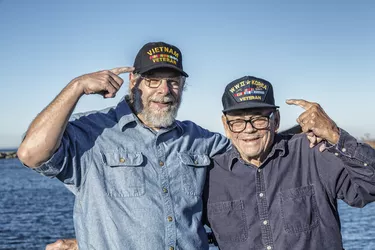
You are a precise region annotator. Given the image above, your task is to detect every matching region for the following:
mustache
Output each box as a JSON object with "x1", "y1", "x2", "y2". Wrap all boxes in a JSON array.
[{"x1": 149, "y1": 95, "x2": 176, "y2": 104}]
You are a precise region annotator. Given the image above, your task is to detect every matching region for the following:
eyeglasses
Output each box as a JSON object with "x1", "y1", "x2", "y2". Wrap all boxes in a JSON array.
[
  {"x1": 140, "y1": 75, "x2": 182, "y2": 89},
  {"x1": 226, "y1": 113, "x2": 274, "y2": 133}
]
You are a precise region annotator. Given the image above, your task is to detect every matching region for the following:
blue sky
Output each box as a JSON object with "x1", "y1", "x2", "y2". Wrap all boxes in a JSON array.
[{"x1": 0, "y1": 1, "x2": 374, "y2": 148}]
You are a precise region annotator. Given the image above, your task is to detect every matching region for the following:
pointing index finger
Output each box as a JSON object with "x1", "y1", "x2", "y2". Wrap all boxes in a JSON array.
[
  {"x1": 110, "y1": 66, "x2": 135, "y2": 75},
  {"x1": 286, "y1": 99, "x2": 313, "y2": 110}
]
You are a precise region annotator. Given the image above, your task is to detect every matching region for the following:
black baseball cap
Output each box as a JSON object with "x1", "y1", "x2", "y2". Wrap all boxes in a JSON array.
[
  {"x1": 133, "y1": 42, "x2": 188, "y2": 77},
  {"x1": 222, "y1": 76, "x2": 279, "y2": 113}
]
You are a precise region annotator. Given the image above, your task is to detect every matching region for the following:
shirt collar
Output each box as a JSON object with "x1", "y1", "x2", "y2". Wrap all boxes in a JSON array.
[
  {"x1": 174, "y1": 120, "x2": 185, "y2": 135},
  {"x1": 227, "y1": 133, "x2": 287, "y2": 171},
  {"x1": 268, "y1": 134, "x2": 287, "y2": 157},
  {"x1": 116, "y1": 96, "x2": 137, "y2": 129},
  {"x1": 227, "y1": 147, "x2": 241, "y2": 171}
]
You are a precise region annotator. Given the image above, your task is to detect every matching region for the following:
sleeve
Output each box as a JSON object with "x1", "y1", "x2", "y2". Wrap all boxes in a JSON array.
[
  {"x1": 33, "y1": 115, "x2": 95, "y2": 193},
  {"x1": 180, "y1": 120, "x2": 231, "y2": 157},
  {"x1": 203, "y1": 129, "x2": 231, "y2": 158},
  {"x1": 202, "y1": 164, "x2": 211, "y2": 227},
  {"x1": 319, "y1": 128, "x2": 375, "y2": 208}
]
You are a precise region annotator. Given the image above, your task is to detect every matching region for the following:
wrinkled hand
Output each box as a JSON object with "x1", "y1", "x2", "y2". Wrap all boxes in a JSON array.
[
  {"x1": 286, "y1": 99, "x2": 340, "y2": 152},
  {"x1": 72, "y1": 66, "x2": 134, "y2": 98},
  {"x1": 45, "y1": 238, "x2": 78, "y2": 250}
]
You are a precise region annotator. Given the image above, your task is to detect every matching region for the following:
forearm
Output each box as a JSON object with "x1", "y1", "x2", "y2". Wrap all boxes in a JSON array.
[
  {"x1": 325, "y1": 129, "x2": 375, "y2": 207},
  {"x1": 18, "y1": 66, "x2": 133, "y2": 168},
  {"x1": 18, "y1": 80, "x2": 83, "y2": 168}
]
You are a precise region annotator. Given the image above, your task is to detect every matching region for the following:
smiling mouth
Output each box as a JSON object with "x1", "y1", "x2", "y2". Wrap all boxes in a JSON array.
[
  {"x1": 152, "y1": 101, "x2": 173, "y2": 108},
  {"x1": 242, "y1": 137, "x2": 260, "y2": 142}
]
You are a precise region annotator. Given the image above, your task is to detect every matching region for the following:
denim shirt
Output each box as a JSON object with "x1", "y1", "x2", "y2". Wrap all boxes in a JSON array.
[
  {"x1": 205, "y1": 131, "x2": 375, "y2": 250},
  {"x1": 33, "y1": 98, "x2": 230, "y2": 250}
]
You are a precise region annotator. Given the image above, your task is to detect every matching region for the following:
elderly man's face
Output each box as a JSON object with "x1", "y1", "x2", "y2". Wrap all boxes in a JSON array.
[
  {"x1": 130, "y1": 68, "x2": 184, "y2": 129},
  {"x1": 222, "y1": 108, "x2": 280, "y2": 165}
]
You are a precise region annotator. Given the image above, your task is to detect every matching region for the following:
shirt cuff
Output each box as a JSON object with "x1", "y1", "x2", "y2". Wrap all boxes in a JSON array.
[
  {"x1": 32, "y1": 145, "x2": 65, "y2": 177},
  {"x1": 327, "y1": 128, "x2": 356, "y2": 158}
]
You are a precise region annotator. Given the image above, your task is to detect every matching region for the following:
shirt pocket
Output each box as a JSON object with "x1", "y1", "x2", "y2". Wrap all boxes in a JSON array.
[
  {"x1": 178, "y1": 152, "x2": 210, "y2": 196},
  {"x1": 279, "y1": 185, "x2": 320, "y2": 233},
  {"x1": 101, "y1": 150, "x2": 145, "y2": 197},
  {"x1": 207, "y1": 200, "x2": 248, "y2": 242}
]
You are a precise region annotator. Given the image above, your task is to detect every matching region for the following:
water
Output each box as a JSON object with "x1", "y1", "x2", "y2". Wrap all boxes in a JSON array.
[
  {"x1": 1, "y1": 159, "x2": 375, "y2": 250},
  {"x1": 0, "y1": 149, "x2": 17, "y2": 152},
  {"x1": 0, "y1": 159, "x2": 75, "y2": 250}
]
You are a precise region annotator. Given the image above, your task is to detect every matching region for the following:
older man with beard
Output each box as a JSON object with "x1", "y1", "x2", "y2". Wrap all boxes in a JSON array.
[{"x1": 18, "y1": 42, "x2": 230, "y2": 250}]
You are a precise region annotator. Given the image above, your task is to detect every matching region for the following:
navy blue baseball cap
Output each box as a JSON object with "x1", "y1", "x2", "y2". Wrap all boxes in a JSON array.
[
  {"x1": 133, "y1": 41, "x2": 188, "y2": 77},
  {"x1": 222, "y1": 76, "x2": 279, "y2": 113}
]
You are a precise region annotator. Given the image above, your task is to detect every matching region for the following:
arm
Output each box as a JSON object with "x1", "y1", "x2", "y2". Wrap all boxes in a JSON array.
[
  {"x1": 325, "y1": 129, "x2": 375, "y2": 207},
  {"x1": 18, "y1": 67, "x2": 133, "y2": 168},
  {"x1": 287, "y1": 99, "x2": 375, "y2": 206}
]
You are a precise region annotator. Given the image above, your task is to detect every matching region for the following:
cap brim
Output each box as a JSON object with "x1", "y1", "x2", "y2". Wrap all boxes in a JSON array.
[
  {"x1": 137, "y1": 64, "x2": 188, "y2": 77},
  {"x1": 223, "y1": 102, "x2": 279, "y2": 113}
]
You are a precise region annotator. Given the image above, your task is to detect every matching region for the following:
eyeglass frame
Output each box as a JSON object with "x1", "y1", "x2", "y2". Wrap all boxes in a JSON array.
[
  {"x1": 225, "y1": 111, "x2": 276, "y2": 133},
  {"x1": 139, "y1": 75, "x2": 184, "y2": 89}
]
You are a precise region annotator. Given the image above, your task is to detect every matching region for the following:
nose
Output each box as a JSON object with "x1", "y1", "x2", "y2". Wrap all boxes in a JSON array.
[
  {"x1": 157, "y1": 79, "x2": 171, "y2": 94},
  {"x1": 243, "y1": 120, "x2": 256, "y2": 133}
]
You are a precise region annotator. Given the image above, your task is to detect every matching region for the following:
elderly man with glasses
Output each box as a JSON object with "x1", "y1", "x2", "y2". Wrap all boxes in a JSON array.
[
  {"x1": 18, "y1": 42, "x2": 230, "y2": 250},
  {"x1": 204, "y1": 76, "x2": 375, "y2": 250}
]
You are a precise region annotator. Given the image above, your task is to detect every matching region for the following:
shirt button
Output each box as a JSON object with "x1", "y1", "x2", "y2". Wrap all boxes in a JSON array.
[
  {"x1": 263, "y1": 220, "x2": 268, "y2": 225},
  {"x1": 167, "y1": 216, "x2": 173, "y2": 222},
  {"x1": 194, "y1": 160, "x2": 198, "y2": 165},
  {"x1": 266, "y1": 246, "x2": 272, "y2": 250},
  {"x1": 119, "y1": 158, "x2": 125, "y2": 163},
  {"x1": 334, "y1": 152, "x2": 339, "y2": 156},
  {"x1": 342, "y1": 148, "x2": 347, "y2": 152},
  {"x1": 259, "y1": 193, "x2": 264, "y2": 198},
  {"x1": 169, "y1": 247, "x2": 174, "y2": 250},
  {"x1": 159, "y1": 161, "x2": 164, "y2": 166},
  {"x1": 364, "y1": 163, "x2": 368, "y2": 166},
  {"x1": 257, "y1": 168, "x2": 262, "y2": 172},
  {"x1": 163, "y1": 188, "x2": 168, "y2": 193}
]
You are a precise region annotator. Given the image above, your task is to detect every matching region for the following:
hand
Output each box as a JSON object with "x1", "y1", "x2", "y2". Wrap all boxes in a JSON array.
[
  {"x1": 72, "y1": 66, "x2": 134, "y2": 98},
  {"x1": 45, "y1": 238, "x2": 78, "y2": 250},
  {"x1": 286, "y1": 99, "x2": 340, "y2": 151}
]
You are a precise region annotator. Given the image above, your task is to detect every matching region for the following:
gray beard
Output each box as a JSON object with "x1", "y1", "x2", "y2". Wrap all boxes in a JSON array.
[{"x1": 132, "y1": 91, "x2": 181, "y2": 128}]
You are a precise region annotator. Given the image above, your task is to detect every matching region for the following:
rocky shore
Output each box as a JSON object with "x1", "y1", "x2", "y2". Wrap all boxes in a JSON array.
[{"x1": 0, "y1": 151, "x2": 17, "y2": 159}]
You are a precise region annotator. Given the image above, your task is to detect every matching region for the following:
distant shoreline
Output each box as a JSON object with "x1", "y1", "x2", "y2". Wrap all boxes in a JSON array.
[{"x1": 0, "y1": 150, "x2": 17, "y2": 159}]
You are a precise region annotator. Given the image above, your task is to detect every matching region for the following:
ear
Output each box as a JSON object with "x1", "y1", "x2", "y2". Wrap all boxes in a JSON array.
[
  {"x1": 221, "y1": 114, "x2": 231, "y2": 138},
  {"x1": 274, "y1": 110, "x2": 280, "y2": 132}
]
